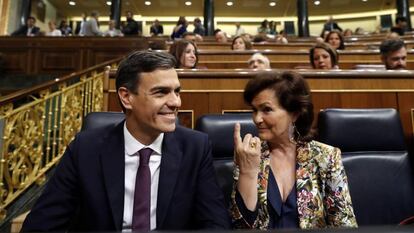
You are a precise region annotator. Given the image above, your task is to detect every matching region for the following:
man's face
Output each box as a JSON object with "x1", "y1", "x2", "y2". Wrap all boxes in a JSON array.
[
  {"x1": 215, "y1": 32, "x2": 227, "y2": 43},
  {"x1": 27, "y1": 18, "x2": 35, "y2": 27},
  {"x1": 120, "y1": 69, "x2": 181, "y2": 141},
  {"x1": 126, "y1": 12, "x2": 132, "y2": 19},
  {"x1": 383, "y1": 47, "x2": 407, "y2": 70},
  {"x1": 248, "y1": 55, "x2": 270, "y2": 70}
]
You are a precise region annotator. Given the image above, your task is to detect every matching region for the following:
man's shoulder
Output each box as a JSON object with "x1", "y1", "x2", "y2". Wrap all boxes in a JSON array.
[{"x1": 74, "y1": 123, "x2": 122, "y2": 148}]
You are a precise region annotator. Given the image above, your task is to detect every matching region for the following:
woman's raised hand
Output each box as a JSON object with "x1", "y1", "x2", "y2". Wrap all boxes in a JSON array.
[{"x1": 233, "y1": 123, "x2": 261, "y2": 177}]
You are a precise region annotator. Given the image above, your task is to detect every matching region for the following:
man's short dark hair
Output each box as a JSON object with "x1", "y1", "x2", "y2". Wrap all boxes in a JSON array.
[
  {"x1": 213, "y1": 29, "x2": 221, "y2": 35},
  {"x1": 27, "y1": 16, "x2": 36, "y2": 22},
  {"x1": 396, "y1": 16, "x2": 407, "y2": 24},
  {"x1": 182, "y1": 32, "x2": 196, "y2": 38},
  {"x1": 116, "y1": 50, "x2": 176, "y2": 111},
  {"x1": 380, "y1": 39, "x2": 406, "y2": 56},
  {"x1": 194, "y1": 18, "x2": 201, "y2": 24}
]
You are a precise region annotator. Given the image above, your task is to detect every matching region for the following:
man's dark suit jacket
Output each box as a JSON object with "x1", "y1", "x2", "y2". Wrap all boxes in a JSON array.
[
  {"x1": 22, "y1": 122, "x2": 230, "y2": 231},
  {"x1": 11, "y1": 26, "x2": 40, "y2": 36}
]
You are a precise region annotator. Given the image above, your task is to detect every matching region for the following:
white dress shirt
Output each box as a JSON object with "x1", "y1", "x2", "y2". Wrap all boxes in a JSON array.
[{"x1": 122, "y1": 123, "x2": 163, "y2": 231}]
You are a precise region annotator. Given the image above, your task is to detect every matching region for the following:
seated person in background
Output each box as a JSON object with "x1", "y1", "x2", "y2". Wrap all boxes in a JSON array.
[
  {"x1": 11, "y1": 16, "x2": 40, "y2": 36},
  {"x1": 148, "y1": 40, "x2": 167, "y2": 50},
  {"x1": 248, "y1": 53, "x2": 271, "y2": 70},
  {"x1": 150, "y1": 19, "x2": 164, "y2": 36},
  {"x1": 214, "y1": 29, "x2": 228, "y2": 43},
  {"x1": 323, "y1": 16, "x2": 343, "y2": 32},
  {"x1": 253, "y1": 34, "x2": 267, "y2": 43},
  {"x1": 380, "y1": 39, "x2": 407, "y2": 70},
  {"x1": 171, "y1": 16, "x2": 188, "y2": 39},
  {"x1": 354, "y1": 27, "x2": 365, "y2": 35},
  {"x1": 230, "y1": 71, "x2": 357, "y2": 229},
  {"x1": 46, "y1": 21, "x2": 62, "y2": 36},
  {"x1": 275, "y1": 30, "x2": 288, "y2": 44},
  {"x1": 182, "y1": 32, "x2": 197, "y2": 42},
  {"x1": 169, "y1": 40, "x2": 198, "y2": 69},
  {"x1": 21, "y1": 50, "x2": 230, "y2": 231},
  {"x1": 59, "y1": 20, "x2": 72, "y2": 36},
  {"x1": 193, "y1": 18, "x2": 205, "y2": 36},
  {"x1": 231, "y1": 35, "x2": 252, "y2": 51},
  {"x1": 324, "y1": 30, "x2": 345, "y2": 50},
  {"x1": 309, "y1": 42, "x2": 339, "y2": 70},
  {"x1": 391, "y1": 16, "x2": 408, "y2": 36},
  {"x1": 104, "y1": 20, "x2": 124, "y2": 37},
  {"x1": 343, "y1": 28, "x2": 352, "y2": 37}
]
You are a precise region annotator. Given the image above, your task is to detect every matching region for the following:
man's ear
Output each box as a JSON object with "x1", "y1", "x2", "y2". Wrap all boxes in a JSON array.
[
  {"x1": 381, "y1": 55, "x2": 386, "y2": 64},
  {"x1": 118, "y1": 87, "x2": 133, "y2": 110}
]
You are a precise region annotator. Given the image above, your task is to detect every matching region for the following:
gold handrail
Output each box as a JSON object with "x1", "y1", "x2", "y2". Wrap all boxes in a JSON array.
[{"x1": 0, "y1": 57, "x2": 122, "y2": 219}]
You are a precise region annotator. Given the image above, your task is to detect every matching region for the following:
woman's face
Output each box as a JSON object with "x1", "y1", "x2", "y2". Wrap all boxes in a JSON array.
[
  {"x1": 313, "y1": 48, "x2": 332, "y2": 69},
  {"x1": 328, "y1": 33, "x2": 341, "y2": 49},
  {"x1": 233, "y1": 37, "x2": 246, "y2": 50},
  {"x1": 180, "y1": 43, "x2": 196, "y2": 68},
  {"x1": 251, "y1": 89, "x2": 296, "y2": 143}
]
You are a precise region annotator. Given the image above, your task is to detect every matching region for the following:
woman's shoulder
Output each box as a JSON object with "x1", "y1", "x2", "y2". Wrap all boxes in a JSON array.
[
  {"x1": 309, "y1": 140, "x2": 335, "y2": 149},
  {"x1": 305, "y1": 140, "x2": 340, "y2": 157}
]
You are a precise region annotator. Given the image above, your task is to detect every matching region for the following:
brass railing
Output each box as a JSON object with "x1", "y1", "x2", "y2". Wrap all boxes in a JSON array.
[{"x1": 0, "y1": 57, "x2": 121, "y2": 219}]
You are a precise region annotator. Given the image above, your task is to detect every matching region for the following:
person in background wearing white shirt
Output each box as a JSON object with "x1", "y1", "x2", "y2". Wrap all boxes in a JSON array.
[
  {"x1": 235, "y1": 22, "x2": 245, "y2": 36},
  {"x1": 46, "y1": 21, "x2": 62, "y2": 37},
  {"x1": 82, "y1": 11, "x2": 103, "y2": 36},
  {"x1": 104, "y1": 20, "x2": 124, "y2": 37}
]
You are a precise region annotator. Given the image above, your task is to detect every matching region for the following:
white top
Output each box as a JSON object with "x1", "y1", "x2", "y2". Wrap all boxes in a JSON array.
[
  {"x1": 46, "y1": 29, "x2": 62, "y2": 36},
  {"x1": 235, "y1": 27, "x2": 245, "y2": 36},
  {"x1": 122, "y1": 123, "x2": 163, "y2": 231}
]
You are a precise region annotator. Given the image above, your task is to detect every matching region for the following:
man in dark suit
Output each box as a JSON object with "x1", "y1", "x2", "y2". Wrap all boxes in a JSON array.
[
  {"x1": 322, "y1": 16, "x2": 342, "y2": 33},
  {"x1": 122, "y1": 11, "x2": 140, "y2": 36},
  {"x1": 22, "y1": 51, "x2": 230, "y2": 231},
  {"x1": 390, "y1": 16, "x2": 408, "y2": 36},
  {"x1": 11, "y1": 16, "x2": 40, "y2": 36}
]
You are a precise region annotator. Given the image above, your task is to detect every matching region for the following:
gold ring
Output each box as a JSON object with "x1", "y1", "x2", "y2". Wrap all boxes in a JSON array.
[{"x1": 250, "y1": 141, "x2": 257, "y2": 148}]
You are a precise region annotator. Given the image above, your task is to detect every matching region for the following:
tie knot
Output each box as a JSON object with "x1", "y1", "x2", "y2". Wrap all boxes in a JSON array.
[{"x1": 138, "y1": 148, "x2": 152, "y2": 165}]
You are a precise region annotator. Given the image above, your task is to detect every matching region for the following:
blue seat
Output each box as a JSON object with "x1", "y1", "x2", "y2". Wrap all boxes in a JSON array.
[
  {"x1": 81, "y1": 112, "x2": 125, "y2": 131},
  {"x1": 317, "y1": 108, "x2": 406, "y2": 155},
  {"x1": 317, "y1": 108, "x2": 414, "y2": 225},
  {"x1": 195, "y1": 113, "x2": 257, "y2": 206}
]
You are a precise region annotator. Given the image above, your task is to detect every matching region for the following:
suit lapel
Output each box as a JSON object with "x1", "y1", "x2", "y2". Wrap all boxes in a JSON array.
[
  {"x1": 100, "y1": 122, "x2": 125, "y2": 231},
  {"x1": 156, "y1": 130, "x2": 183, "y2": 228}
]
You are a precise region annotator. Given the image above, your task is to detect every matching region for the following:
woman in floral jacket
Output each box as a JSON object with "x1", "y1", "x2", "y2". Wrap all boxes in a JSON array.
[{"x1": 231, "y1": 71, "x2": 357, "y2": 229}]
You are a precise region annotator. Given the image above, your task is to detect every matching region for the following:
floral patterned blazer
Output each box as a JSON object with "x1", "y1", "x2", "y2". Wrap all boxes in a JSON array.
[{"x1": 230, "y1": 140, "x2": 358, "y2": 229}]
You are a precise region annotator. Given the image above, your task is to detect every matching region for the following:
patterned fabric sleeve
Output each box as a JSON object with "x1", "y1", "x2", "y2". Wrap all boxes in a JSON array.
[
  {"x1": 322, "y1": 147, "x2": 358, "y2": 227},
  {"x1": 229, "y1": 144, "x2": 271, "y2": 230},
  {"x1": 229, "y1": 165, "x2": 258, "y2": 229}
]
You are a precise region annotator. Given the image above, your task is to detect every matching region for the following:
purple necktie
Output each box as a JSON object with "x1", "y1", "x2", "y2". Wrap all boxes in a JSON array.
[{"x1": 132, "y1": 148, "x2": 153, "y2": 232}]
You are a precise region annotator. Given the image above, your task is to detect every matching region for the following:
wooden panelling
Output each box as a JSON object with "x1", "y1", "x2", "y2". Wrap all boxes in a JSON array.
[
  {"x1": 39, "y1": 50, "x2": 78, "y2": 71},
  {"x1": 2, "y1": 50, "x2": 29, "y2": 73},
  {"x1": 0, "y1": 37, "x2": 147, "y2": 75}
]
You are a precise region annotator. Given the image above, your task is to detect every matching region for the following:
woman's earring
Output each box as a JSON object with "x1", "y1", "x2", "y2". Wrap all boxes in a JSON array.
[{"x1": 289, "y1": 122, "x2": 296, "y2": 143}]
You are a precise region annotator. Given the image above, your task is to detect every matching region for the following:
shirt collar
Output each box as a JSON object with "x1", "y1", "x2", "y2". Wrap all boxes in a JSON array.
[{"x1": 124, "y1": 122, "x2": 163, "y2": 156}]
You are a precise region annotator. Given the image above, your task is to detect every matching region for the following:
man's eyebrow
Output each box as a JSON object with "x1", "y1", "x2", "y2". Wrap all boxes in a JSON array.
[{"x1": 149, "y1": 85, "x2": 181, "y2": 93}]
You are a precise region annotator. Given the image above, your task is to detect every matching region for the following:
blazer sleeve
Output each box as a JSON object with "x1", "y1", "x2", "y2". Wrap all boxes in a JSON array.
[
  {"x1": 193, "y1": 137, "x2": 231, "y2": 229},
  {"x1": 21, "y1": 136, "x2": 81, "y2": 232},
  {"x1": 229, "y1": 164, "x2": 268, "y2": 230},
  {"x1": 323, "y1": 147, "x2": 358, "y2": 227}
]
